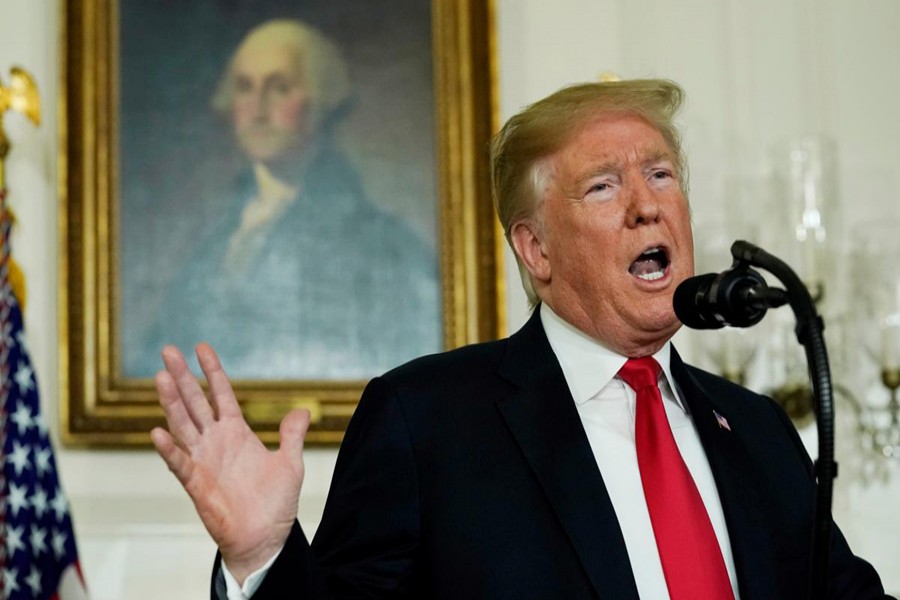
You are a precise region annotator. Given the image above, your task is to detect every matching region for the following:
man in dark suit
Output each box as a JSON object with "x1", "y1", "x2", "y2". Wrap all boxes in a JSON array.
[{"x1": 152, "y1": 79, "x2": 891, "y2": 598}]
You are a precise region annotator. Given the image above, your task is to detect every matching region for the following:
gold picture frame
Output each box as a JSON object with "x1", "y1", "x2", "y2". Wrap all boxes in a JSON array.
[{"x1": 60, "y1": 0, "x2": 503, "y2": 447}]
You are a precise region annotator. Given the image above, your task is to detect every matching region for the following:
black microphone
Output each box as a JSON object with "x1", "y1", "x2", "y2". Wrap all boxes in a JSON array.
[{"x1": 673, "y1": 267, "x2": 787, "y2": 330}]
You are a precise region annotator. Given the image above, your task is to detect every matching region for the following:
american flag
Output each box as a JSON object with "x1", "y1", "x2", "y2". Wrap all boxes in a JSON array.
[
  {"x1": 714, "y1": 409, "x2": 731, "y2": 432},
  {"x1": 0, "y1": 190, "x2": 88, "y2": 599}
]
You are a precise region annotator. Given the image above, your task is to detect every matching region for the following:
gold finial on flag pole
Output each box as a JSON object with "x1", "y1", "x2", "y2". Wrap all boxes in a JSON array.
[
  {"x1": 0, "y1": 66, "x2": 40, "y2": 312},
  {"x1": 0, "y1": 66, "x2": 42, "y2": 190}
]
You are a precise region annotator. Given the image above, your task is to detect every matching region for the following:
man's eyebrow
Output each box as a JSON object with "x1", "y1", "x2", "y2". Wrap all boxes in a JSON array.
[
  {"x1": 575, "y1": 159, "x2": 624, "y2": 185},
  {"x1": 642, "y1": 148, "x2": 674, "y2": 166},
  {"x1": 570, "y1": 148, "x2": 677, "y2": 191}
]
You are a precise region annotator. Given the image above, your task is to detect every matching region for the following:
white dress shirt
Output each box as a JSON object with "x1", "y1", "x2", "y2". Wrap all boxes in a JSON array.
[
  {"x1": 223, "y1": 550, "x2": 280, "y2": 599},
  {"x1": 540, "y1": 303, "x2": 740, "y2": 598},
  {"x1": 225, "y1": 305, "x2": 741, "y2": 598}
]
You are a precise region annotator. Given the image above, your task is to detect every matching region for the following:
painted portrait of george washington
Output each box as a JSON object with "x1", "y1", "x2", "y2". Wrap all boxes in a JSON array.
[{"x1": 117, "y1": 1, "x2": 441, "y2": 380}]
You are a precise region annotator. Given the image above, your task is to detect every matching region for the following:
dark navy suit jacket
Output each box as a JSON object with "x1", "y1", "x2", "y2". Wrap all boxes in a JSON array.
[{"x1": 216, "y1": 308, "x2": 890, "y2": 599}]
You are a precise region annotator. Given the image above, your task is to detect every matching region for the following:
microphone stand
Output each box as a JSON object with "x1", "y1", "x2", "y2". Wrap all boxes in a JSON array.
[{"x1": 729, "y1": 240, "x2": 835, "y2": 599}]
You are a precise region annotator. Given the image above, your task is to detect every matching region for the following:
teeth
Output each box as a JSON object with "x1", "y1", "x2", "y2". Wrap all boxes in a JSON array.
[
  {"x1": 642, "y1": 247, "x2": 661, "y2": 256},
  {"x1": 637, "y1": 270, "x2": 665, "y2": 281}
]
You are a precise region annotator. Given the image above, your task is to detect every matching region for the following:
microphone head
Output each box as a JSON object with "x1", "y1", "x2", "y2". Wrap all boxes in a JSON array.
[{"x1": 673, "y1": 273, "x2": 724, "y2": 330}]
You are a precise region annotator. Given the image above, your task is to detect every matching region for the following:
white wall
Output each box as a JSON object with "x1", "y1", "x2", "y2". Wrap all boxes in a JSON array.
[{"x1": 2, "y1": 0, "x2": 898, "y2": 596}]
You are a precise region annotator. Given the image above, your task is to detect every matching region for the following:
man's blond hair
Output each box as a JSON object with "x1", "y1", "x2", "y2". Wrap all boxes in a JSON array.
[{"x1": 489, "y1": 79, "x2": 687, "y2": 305}]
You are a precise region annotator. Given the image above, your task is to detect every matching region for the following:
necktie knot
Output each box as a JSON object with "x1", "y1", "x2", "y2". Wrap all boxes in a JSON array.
[{"x1": 618, "y1": 356, "x2": 661, "y2": 392}]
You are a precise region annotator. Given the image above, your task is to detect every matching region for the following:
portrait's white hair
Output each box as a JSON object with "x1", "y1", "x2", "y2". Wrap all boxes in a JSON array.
[{"x1": 212, "y1": 19, "x2": 351, "y2": 132}]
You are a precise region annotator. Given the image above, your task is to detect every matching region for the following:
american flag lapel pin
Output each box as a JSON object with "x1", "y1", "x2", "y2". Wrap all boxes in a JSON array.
[{"x1": 714, "y1": 410, "x2": 731, "y2": 431}]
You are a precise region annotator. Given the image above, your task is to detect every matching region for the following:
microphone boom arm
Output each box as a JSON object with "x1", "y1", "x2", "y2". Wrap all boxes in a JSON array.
[{"x1": 729, "y1": 240, "x2": 835, "y2": 599}]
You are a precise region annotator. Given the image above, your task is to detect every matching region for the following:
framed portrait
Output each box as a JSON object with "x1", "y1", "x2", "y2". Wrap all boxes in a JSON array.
[{"x1": 61, "y1": 0, "x2": 502, "y2": 446}]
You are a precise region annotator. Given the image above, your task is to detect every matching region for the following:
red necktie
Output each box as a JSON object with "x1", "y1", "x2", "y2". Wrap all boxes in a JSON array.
[{"x1": 619, "y1": 357, "x2": 734, "y2": 600}]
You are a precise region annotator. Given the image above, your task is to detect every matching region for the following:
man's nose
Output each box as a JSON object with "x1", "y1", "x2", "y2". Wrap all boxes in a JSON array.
[
  {"x1": 625, "y1": 179, "x2": 661, "y2": 227},
  {"x1": 248, "y1": 89, "x2": 270, "y2": 120}
]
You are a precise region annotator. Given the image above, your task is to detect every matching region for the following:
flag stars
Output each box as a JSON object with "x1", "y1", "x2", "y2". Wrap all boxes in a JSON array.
[
  {"x1": 35, "y1": 445, "x2": 53, "y2": 477},
  {"x1": 5, "y1": 524, "x2": 26, "y2": 557},
  {"x1": 3, "y1": 566, "x2": 20, "y2": 596},
  {"x1": 15, "y1": 360, "x2": 34, "y2": 393},
  {"x1": 30, "y1": 525, "x2": 48, "y2": 555},
  {"x1": 51, "y1": 488, "x2": 69, "y2": 522},
  {"x1": 52, "y1": 528, "x2": 69, "y2": 559},
  {"x1": 25, "y1": 565, "x2": 42, "y2": 596},
  {"x1": 10, "y1": 400, "x2": 34, "y2": 435},
  {"x1": 8, "y1": 481, "x2": 30, "y2": 517},
  {"x1": 31, "y1": 486, "x2": 49, "y2": 518},
  {"x1": 0, "y1": 288, "x2": 86, "y2": 598},
  {"x1": 7, "y1": 440, "x2": 31, "y2": 475},
  {"x1": 34, "y1": 413, "x2": 49, "y2": 437},
  {"x1": 16, "y1": 327, "x2": 27, "y2": 350}
]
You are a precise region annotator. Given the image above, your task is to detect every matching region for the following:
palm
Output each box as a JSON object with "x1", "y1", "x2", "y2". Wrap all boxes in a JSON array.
[
  {"x1": 181, "y1": 414, "x2": 301, "y2": 555},
  {"x1": 151, "y1": 343, "x2": 309, "y2": 580}
]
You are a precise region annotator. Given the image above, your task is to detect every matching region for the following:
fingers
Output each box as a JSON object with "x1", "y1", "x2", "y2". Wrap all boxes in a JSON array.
[
  {"x1": 151, "y1": 426, "x2": 194, "y2": 486},
  {"x1": 155, "y1": 369, "x2": 201, "y2": 447},
  {"x1": 162, "y1": 345, "x2": 215, "y2": 431},
  {"x1": 195, "y1": 342, "x2": 242, "y2": 420},
  {"x1": 278, "y1": 409, "x2": 311, "y2": 473}
]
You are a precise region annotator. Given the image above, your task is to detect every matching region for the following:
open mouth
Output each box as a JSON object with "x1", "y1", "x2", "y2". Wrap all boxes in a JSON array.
[{"x1": 629, "y1": 246, "x2": 670, "y2": 281}]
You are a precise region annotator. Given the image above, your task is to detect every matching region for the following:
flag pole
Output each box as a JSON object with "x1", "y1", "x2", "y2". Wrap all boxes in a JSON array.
[
  {"x1": 1, "y1": 66, "x2": 88, "y2": 599},
  {"x1": 0, "y1": 66, "x2": 41, "y2": 597}
]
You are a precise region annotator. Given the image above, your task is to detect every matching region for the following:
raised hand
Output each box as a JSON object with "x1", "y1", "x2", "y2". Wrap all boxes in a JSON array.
[{"x1": 151, "y1": 343, "x2": 310, "y2": 584}]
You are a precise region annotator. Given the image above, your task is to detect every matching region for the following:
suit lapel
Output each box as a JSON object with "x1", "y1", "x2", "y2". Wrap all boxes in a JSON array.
[
  {"x1": 670, "y1": 349, "x2": 778, "y2": 599},
  {"x1": 495, "y1": 310, "x2": 640, "y2": 600}
]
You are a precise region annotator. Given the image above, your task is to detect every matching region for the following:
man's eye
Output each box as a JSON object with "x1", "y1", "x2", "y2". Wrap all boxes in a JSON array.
[
  {"x1": 651, "y1": 170, "x2": 672, "y2": 179},
  {"x1": 266, "y1": 76, "x2": 294, "y2": 96},
  {"x1": 589, "y1": 183, "x2": 610, "y2": 193}
]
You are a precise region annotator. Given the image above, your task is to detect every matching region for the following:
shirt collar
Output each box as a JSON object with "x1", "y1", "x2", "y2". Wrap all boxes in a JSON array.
[{"x1": 539, "y1": 303, "x2": 685, "y2": 412}]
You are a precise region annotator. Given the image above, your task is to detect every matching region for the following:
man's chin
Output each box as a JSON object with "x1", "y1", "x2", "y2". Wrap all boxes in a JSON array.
[
  {"x1": 638, "y1": 310, "x2": 682, "y2": 342},
  {"x1": 241, "y1": 147, "x2": 286, "y2": 163},
  {"x1": 237, "y1": 136, "x2": 297, "y2": 161}
]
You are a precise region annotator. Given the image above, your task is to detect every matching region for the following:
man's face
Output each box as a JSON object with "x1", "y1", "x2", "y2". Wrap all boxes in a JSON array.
[
  {"x1": 230, "y1": 40, "x2": 310, "y2": 163},
  {"x1": 520, "y1": 112, "x2": 694, "y2": 356}
]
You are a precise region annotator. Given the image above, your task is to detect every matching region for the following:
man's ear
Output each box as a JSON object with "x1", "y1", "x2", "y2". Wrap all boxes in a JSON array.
[{"x1": 510, "y1": 220, "x2": 551, "y2": 284}]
